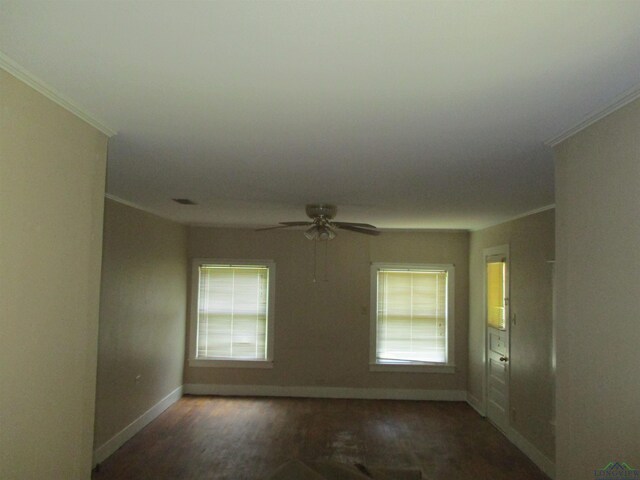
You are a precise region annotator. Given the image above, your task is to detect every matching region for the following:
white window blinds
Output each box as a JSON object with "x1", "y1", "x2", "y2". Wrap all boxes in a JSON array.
[
  {"x1": 376, "y1": 269, "x2": 448, "y2": 364},
  {"x1": 196, "y1": 265, "x2": 269, "y2": 360},
  {"x1": 486, "y1": 260, "x2": 506, "y2": 330}
]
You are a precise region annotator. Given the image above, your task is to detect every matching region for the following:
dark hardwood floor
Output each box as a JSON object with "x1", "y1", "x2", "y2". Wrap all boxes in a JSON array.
[{"x1": 93, "y1": 395, "x2": 550, "y2": 480}]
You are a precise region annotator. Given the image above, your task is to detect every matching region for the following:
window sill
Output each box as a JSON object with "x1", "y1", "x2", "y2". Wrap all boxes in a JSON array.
[
  {"x1": 189, "y1": 359, "x2": 274, "y2": 369},
  {"x1": 369, "y1": 363, "x2": 456, "y2": 374}
]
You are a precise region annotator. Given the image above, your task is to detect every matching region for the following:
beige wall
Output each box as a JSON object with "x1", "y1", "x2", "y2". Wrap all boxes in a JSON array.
[
  {"x1": 0, "y1": 70, "x2": 107, "y2": 479},
  {"x1": 468, "y1": 209, "x2": 555, "y2": 460},
  {"x1": 186, "y1": 228, "x2": 469, "y2": 392},
  {"x1": 554, "y1": 100, "x2": 640, "y2": 478},
  {"x1": 94, "y1": 199, "x2": 187, "y2": 449}
]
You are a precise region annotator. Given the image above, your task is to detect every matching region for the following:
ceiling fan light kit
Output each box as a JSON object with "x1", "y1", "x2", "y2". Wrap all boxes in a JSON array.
[
  {"x1": 304, "y1": 225, "x2": 336, "y2": 241},
  {"x1": 257, "y1": 204, "x2": 380, "y2": 240}
]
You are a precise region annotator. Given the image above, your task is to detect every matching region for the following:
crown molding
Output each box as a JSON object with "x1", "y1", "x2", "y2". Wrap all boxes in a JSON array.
[
  {"x1": 104, "y1": 193, "x2": 176, "y2": 221},
  {"x1": 472, "y1": 204, "x2": 555, "y2": 232},
  {"x1": 545, "y1": 82, "x2": 640, "y2": 147},
  {"x1": 0, "y1": 51, "x2": 116, "y2": 137}
]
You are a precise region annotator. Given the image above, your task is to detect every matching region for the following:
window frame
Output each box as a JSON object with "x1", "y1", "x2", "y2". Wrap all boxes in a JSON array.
[
  {"x1": 188, "y1": 258, "x2": 276, "y2": 368},
  {"x1": 369, "y1": 263, "x2": 455, "y2": 374}
]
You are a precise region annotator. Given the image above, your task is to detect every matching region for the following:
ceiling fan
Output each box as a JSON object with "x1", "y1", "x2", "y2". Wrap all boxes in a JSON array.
[{"x1": 256, "y1": 204, "x2": 380, "y2": 240}]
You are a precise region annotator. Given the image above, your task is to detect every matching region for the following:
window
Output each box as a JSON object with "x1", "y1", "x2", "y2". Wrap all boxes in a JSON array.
[
  {"x1": 189, "y1": 259, "x2": 275, "y2": 368},
  {"x1": 370, "y1": 263, "x2": 455, "y2": 373},
  {"x1": 486, "y1": 256, "x2": 506, "y2": 330}
]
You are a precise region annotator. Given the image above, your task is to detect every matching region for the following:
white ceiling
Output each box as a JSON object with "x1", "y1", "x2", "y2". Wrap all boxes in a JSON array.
[{"x1": 2, "y1": 1, "x2": 640, "y2": 230}]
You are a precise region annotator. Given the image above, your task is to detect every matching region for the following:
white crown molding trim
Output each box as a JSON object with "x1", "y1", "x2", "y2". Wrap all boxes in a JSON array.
[
  {"x1": 186, "y1": 222, "x2": 469, "y2": 233},
  {"x1": 0, "y1": 51, "x2": 116, "y2": 137},
  {"x1": 544, "y1": 82, "x2": 640, "y2": 147},
  {"x1": 377, "y1": 228, "x2": 469, "y2": 234},
  {"x1": 506, "y1": 426, "x2": 556, "y2": 479},
  {"x1": 104, "y1": 193, "x2": 179, "y2": 222},
  {"x1": 92, "y1": 385, "x2": 183, "y2": 466},
  {"x1": 183, "y1": 383, "x2": 467, "y2": 401},
  {"x1": 472, "y1": 204, "x2": 555, "y2": 232}
]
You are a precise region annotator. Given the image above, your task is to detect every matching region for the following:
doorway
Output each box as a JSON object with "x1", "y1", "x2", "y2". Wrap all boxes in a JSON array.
[{"x1": 484, "y1": 245, "x2": 510, "y2": 433}]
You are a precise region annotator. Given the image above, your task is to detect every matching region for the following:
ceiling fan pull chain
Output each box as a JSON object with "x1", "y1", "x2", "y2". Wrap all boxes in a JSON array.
[
  {"x1": 313, "y1": 238, "x2": 318, "y2": 283},
  {"x1": 324, "y1": 238, "x2": 328, "y2": 282}
]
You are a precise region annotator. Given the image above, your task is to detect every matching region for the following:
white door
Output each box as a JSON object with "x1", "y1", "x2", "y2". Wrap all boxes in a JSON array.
[{"x1": 485, "y1": 246, "x2": 510, "y2": 433}]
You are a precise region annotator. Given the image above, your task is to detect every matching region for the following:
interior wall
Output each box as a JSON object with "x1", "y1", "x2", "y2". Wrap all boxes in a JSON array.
[
  {"x1": 468, "y1": 209, "x2": 555, "y2": 461},
  {"x1": 186, "y1": 228, "x2": 469, "y2": 393},
  {"x1": 94, "y1": 199, "x2": 187, "y2": 449},
  {"x1": 554, "y1": 99, "x2": 640, "y2": 478},
  {"x1": 0, "y1": 69, "x2": 108, "y2": 479}
]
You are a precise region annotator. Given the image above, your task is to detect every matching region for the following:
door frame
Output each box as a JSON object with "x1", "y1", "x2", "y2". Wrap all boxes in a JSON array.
[{"x1": 483, "y1": 244, "x2": 510, "y2": 430}]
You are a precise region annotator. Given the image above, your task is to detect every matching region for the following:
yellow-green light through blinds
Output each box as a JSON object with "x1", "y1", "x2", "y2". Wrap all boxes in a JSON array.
[{"x1": 487, "y1": 261, "x2": 506, "y2": 330}]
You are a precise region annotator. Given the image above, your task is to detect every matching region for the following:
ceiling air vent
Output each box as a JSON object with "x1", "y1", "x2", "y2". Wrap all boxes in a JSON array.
[{"x1": 172, "y1": 198, "x2": 197, "y2": 205}]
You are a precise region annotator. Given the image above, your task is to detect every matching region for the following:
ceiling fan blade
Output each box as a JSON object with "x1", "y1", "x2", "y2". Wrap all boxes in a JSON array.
[
  {"x1": 255, "y1": 221, "x2": 312, "y2": 231},
  {"x1": 335, "y1": 224, "x2": 381, "y2": 236},
  {"x1": 255, "y1": 225, "x2": 295, "y2": 231},
  {"x1": 332, "y1": 221, "x2": 378, "y2": 229}
]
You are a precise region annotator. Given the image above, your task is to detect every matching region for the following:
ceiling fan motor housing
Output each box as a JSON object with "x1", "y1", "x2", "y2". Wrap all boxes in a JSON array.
[{"x1": 306, "y1": 204, "x2": 337, "y2": 220}]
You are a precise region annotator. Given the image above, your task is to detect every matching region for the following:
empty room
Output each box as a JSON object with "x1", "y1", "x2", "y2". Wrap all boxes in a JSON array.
[{"x1": 1, "y1": 2, "x2": 639, "y2": 480}]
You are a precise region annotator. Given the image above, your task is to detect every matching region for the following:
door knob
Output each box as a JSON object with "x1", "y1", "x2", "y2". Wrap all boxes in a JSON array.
[{"x1": 499, "y1": 356, "x2": 508, "y2": 362}]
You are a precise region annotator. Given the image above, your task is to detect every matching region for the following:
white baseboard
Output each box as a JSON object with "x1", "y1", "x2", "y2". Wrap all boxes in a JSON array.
[
  {"x1": 465, "y1": 393, "x2": 554, "y2": 478},
  {"x1": 466, "y1": 392, "x2": 486, "y2": 416},
  {"x1": 183, "y1": 383, "x2": 467, "y2": 401},
  {"x1": 506, "y1": 426, "x2": 556, "y2": 479},
  {"x1": 92, "y1": 384, "x2": 554, "y2": 479},
  {"x1": 93, "y1": 385, "x2": 183, "y2": 466}
]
